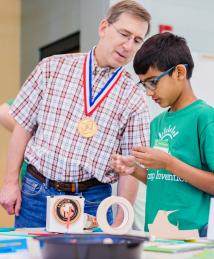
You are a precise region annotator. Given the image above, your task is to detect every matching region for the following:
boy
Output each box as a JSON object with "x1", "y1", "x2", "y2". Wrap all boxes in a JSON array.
[{"x1": 111, "y1": 32, "x2": 214, "y2": 236}]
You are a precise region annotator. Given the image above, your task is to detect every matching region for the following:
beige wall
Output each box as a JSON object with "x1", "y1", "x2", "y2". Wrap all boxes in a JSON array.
[{"x1": 0, "y1": 0, "x2": 20, "y2": 227}]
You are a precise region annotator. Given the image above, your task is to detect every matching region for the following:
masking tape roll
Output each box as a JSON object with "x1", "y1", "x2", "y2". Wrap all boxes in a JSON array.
[{"x1": 96, "y1": 196, "x2": 134, "y2": 235}]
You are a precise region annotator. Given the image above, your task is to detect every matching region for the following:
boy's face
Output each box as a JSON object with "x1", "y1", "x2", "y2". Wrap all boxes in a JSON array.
[
  {"x1": 138, "y1": 66, "x2": 186, "y2": 110},
  {"x1": 97, "y1": 13, "x2": 148, "y2": 68}
]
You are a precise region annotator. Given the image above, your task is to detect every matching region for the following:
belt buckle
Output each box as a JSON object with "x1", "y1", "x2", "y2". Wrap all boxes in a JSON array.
[
  {"x1": 54, "y1": 182, "x2": 76, "y2": 193},
  {"x1": 71, "y1": 183, "x2": 76, "y2": 193}
]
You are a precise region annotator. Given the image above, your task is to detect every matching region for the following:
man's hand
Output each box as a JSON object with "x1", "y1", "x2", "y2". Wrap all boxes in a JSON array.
[
  {"x1": 0, "y1": 181, "x2": 21, "y2": 216},
  {"x1": 132, "y1": 146, "x2": 172, "y2": 170},
  {"x1": 110, "y1": 154, "x2": 137, "y2": 176}
]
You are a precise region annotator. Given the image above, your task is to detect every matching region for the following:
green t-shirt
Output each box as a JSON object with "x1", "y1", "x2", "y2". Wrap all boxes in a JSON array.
[
  {"x1": 6, "y1": 99, "x2": 27, "y2": 181},
  {"x1": 145, "y1": 100, "x2": 214, "y2": 232}
]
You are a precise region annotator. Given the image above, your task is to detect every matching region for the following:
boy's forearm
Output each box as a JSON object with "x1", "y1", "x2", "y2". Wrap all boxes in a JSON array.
[
  {"x1": 117, "y1": 175, "x2": 138, "y2": 203},
  {"x1": 114, "y1": 175, "x2": 139, "y2": 225},
  {"x1": 166, "y1": 156, "x2": 214, "y2": 195},
  {"x1": 132, "y1": 164, "x2": 148, "y2": 184}
]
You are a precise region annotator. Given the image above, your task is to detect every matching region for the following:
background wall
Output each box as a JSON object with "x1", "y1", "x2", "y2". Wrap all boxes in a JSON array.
[
  {"x1": 80, "y1": 0, "x2": 110, "y2": 52},
  {"x1": 20, "y1": 0, "x2": 214, "y2": 110},
  {"x1": 147, "y1": 0, "x2": 214, "y2": 54},
  {"x1": 21, "y1": 0, "x2": 214, "y2": 82},
  {"x1": 0, "y1": 0, "x2": 20, "y2": 227},
  {"x1": 21, "y1": 0, "x2": 111, "y2": 83},
  {"x1": 111, "y1": 0, "x2": 214, "y2": 53},
  {"x1": 21, "y1": 0, "x2": 80, "y2": 83}
]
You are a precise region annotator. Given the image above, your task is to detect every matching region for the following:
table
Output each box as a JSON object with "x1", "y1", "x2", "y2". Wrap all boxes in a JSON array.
[{"x1": 0, "y1": 229, "x2": 212, "y2": 259}]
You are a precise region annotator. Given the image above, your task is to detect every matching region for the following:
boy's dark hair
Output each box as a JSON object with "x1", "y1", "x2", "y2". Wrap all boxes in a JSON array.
[{"x1": 133, "y1": 32, "x2": 194, "y2": 79}]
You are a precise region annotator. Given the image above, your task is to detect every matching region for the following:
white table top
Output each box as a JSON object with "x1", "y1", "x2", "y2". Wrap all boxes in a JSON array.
[{"x1": 0, "y1": 229, "x2": 212, "y2": 259}]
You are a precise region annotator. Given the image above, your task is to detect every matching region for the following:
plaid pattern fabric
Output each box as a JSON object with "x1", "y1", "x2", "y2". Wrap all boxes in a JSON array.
[{"x1": 11, "y1": 52, "x2": 150, "y2": 183}]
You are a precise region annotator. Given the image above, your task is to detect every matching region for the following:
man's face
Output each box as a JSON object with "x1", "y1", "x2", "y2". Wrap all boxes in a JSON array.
[{"x1": 98, "y1": 13, "x2": 148, "y2": 68}]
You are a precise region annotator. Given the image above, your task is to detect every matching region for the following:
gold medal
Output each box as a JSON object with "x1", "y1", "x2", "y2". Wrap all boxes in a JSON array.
[{"x1": 78, "y1": 117, "x2": 97, "y2": 138}]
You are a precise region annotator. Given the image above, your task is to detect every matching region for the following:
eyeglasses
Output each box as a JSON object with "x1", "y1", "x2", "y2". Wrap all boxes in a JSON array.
[
  {"x1": 110, "y1": 23, "x2": 144, "y2": 45},
  {"x1": 137, "y1": 64, "x2": 188, "y2": 92}
]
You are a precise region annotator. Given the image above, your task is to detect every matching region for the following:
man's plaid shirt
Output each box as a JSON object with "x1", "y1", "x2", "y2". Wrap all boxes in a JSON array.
[{"x1": 11, "y1": 52, "x2": 150, "y2": 183}]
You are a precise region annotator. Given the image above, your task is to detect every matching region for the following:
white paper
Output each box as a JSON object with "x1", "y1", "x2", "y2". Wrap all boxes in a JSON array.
[{"x1": 207, "y1": 198, "x2": 214, "y2": 239}]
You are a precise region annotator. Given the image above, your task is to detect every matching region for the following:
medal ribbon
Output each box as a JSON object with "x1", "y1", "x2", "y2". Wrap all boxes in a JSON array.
[{"x1": 83, "y1": 48, "x2": 124, "y2": 116}]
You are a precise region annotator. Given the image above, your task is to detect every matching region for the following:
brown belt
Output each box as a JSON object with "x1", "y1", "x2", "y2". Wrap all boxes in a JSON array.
[{"x1": 27, "y1": 164, "x2": 104, "y2": 193}]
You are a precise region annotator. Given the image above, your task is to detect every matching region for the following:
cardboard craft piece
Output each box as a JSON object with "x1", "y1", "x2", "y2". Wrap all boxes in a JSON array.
[
  {"x1": 84, "y1": 213, "x2": 98, "y2": 229},
  {"x1": 148, "y1": 210, "x2": 199, "y2": 240}
]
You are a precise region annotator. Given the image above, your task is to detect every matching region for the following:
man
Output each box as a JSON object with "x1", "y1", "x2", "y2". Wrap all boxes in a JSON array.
[{"x1": 0, "y1": 0, "x2": 151, "y2": 227}]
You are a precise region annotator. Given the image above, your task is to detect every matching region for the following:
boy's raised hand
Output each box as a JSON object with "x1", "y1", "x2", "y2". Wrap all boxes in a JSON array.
[
  {"x1": 132, "y1": 146, "x2": 172, "y2": 170},
  {"x1": 110, "y1": 154, "x2": 136, "y2": 176}
]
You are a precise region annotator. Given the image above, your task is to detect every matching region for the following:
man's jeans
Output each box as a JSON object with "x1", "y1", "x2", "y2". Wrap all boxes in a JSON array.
[{"x1": 15, "y1": 172, "x2": 113, "y2": 228}]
